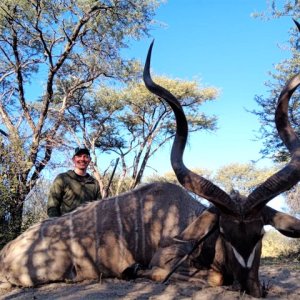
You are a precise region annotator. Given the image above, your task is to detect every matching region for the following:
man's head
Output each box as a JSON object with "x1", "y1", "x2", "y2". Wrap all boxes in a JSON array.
[
  {"x1": 72, "y1": 147, "x2": 91, "y2": 175},
  {"x1": 73, "y1": 147, "x2": 90, "y2": 157}
]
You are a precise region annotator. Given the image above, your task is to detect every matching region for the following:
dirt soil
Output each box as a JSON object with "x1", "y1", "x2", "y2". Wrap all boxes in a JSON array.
[{"x1": 1, "y1": 261, "x2": 300, "y2": 299}]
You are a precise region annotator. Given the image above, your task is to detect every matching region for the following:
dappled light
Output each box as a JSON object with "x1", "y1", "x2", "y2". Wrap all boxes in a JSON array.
[
  {"x1": 0, "y1": 182, "x2": 204, "y2": 288},
  {"x1": 3, "y1": 264, "x2": 300, "y2": 299}
]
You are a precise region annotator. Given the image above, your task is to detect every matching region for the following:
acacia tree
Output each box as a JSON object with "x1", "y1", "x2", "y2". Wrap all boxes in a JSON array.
[
  {"x1": 214, "y1": 162, "x2": 278, "y2": 195},
  {"x1": 64, "y1": 75, "x2": 218, "y2": 196},
  {"x1": 117, "y1": 76, "x2": 218, "y2": 190},
  {"x1": 0, "y1": 0, "x2": 162, "y2": 240},
  {"x1": 252, "y1": 2, "x2": 300, "y2": 162},
  {"x1": 60, "y1": 84, "x2": 126, "y2": 197},
  {"x1": 146, "y1": 163, "x2": 276, "y2": 208},
  {"x1": 251, "y1": 1, "x2": 300, "y2": 214}
]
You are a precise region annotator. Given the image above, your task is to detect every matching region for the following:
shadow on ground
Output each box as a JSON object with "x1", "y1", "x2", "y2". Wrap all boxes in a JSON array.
[{"x1": 1, "y1": 262, "x2": 300, "y2": 299}]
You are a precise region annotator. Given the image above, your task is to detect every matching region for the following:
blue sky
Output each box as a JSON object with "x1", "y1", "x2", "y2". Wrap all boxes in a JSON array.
[{"x1": 123, "y1": 1, "x2": 293, "y2": 179}]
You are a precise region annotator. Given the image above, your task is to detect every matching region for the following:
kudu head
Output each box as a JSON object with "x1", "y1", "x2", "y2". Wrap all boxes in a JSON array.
[{"x1": 143, "y1": 38, "x2": 300, "y2": 297}]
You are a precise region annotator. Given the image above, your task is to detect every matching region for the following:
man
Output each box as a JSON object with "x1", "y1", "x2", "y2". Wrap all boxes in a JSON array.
[{"x1": 47, "y1": 147, "x2": 101, "y2": 217}]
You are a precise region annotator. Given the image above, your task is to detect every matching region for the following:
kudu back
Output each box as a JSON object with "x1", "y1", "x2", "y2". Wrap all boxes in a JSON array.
[
  {"x1": 141, "y1": 37, "x2": 300, "y2": 298},
  {"x1": 0, "y1": 182, "x2": 204, "y2": 288}
]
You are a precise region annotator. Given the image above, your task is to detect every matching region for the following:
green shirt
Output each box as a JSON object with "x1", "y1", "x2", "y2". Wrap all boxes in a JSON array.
[{"x1": 47, "y1": 170, "x2": 101, "y2": 217}]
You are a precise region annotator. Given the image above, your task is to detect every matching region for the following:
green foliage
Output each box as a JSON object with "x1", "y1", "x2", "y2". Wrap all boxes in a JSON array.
[
  {"x1": 0, "y1": 137, "x2": 27, "y2": 247},
  {"x1": 121, "y1": 76, "x2": 219, "y2": 131},
  {"x1": 98, "y1": 75, "x2": 218, "y2": 189},
  {"x1": 67, "y1": 74, "x2": 219, "y2": 194}
]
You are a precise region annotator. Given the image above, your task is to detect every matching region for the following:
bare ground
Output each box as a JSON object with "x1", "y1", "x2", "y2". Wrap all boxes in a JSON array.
[{"x1": 1, "y1": 261, "x2": 300, "y2": 299}]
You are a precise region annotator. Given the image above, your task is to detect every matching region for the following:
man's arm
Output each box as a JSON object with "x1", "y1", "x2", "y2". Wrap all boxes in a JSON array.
[{"x1": 47, "y1": 175, "x2": 64, "y2": 217}]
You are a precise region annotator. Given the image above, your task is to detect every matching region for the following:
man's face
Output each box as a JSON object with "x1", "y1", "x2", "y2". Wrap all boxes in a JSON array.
[{"x1": 72, "y1": 153, "x2": 91, "y2": 170}]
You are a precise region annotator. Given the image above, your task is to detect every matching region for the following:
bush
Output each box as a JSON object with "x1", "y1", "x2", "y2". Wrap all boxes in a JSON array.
[
  {"x1": 21, "y1": 179, "x2": 50, "y2": 232},
  {"x1": 262, "y1": 229, "x2": 300, "y2": 259}
]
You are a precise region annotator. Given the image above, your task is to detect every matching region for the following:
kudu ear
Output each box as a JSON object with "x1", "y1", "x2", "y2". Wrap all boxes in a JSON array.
[
  {"x1": 176, "y1": 206, "x2": 219, "y2": 241},
  {"x1": 263, "y1": 206, "x2": 300, "y2": 238}
]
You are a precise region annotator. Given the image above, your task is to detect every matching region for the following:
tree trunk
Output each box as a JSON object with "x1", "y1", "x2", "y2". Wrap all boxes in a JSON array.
[
  {"x1": 131, "y1": 146, "x2": 151, "y2": 189},
  {"x1": 10, "y1": 197, "x2": 24, "y2": 239}
]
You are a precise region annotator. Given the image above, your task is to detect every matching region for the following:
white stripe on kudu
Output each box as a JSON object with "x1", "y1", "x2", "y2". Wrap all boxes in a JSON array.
[{"x1": 231, "y1": 243, "x2": 258, "y2": 269}]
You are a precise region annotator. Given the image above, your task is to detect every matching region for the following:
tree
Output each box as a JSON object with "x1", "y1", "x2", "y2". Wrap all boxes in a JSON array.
[
  {"x1": 214, "y1": 162, "x2": 278, "y2": 195},
  {"x1": 0, "y1": 0, "x2": 162, "y2": 239},
  {"x1": 119, "y1": 76, "x2": 218, "y2": 189},
  {"x1": 286, "y1": 185, "x2": 300, "y2": 216},
  {"x1": 0, "y1": 137, "x2": 23, "y2": 247},
  {"x1": 146, "y1": 168, "x2": 213, "y2": 186},
  {"x1": 146, "y1": 163, "x2": 277, "y2": 208},
  {"x1": 64, "y1": 75, "x2": 219, "y2": 196},
  {"x1": 251, "y1": 1, "x2": 300, "y2": 214},
  {"x1": 57, "y1": 84, "x2": 126, "y2": 197},
  {"x1": 21, "y1": 178, "x2": 49, "y2": 232},
  {"x1": 251, "y1": 2, "x2": 300, "y2": 162}
]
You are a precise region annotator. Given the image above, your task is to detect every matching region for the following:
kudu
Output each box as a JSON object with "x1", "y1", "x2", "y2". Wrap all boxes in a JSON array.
[
  {"x1": 140, "y1": 40, "x2": 300, "y2": 297},
  {"x1": 0, "y1": 182, "x2": 205, "y2": 288}
]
